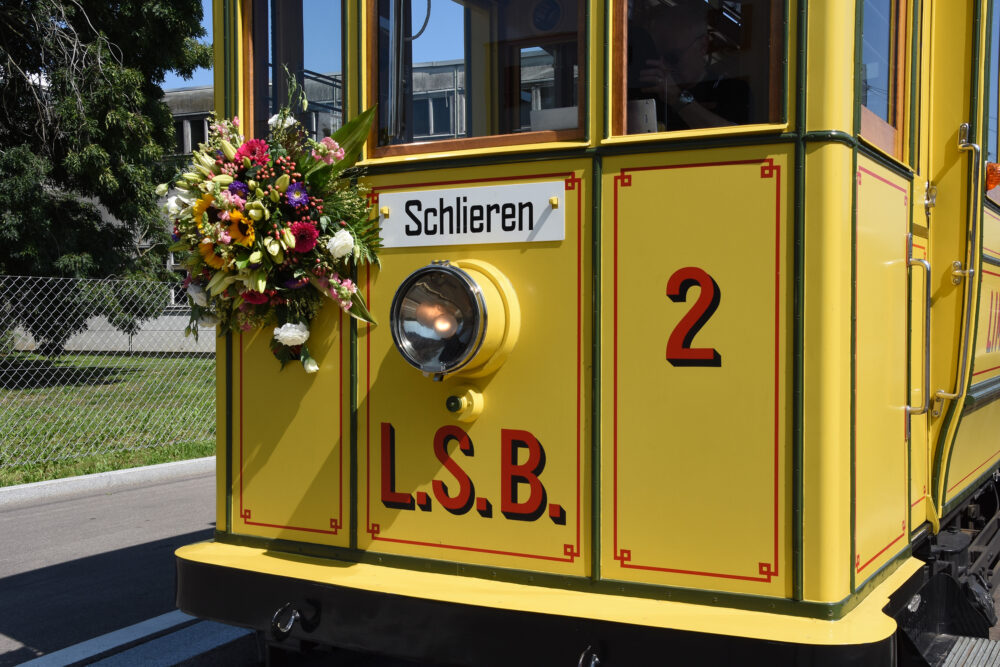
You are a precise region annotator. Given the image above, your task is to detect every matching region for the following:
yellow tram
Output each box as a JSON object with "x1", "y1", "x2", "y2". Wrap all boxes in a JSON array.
[{"x1": 174, "y1": 0, "x2": 1000, "y2": 663}]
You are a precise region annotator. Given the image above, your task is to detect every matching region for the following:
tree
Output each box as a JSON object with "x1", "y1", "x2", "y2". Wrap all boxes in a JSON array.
[{"x1": 0, "y1": 0, "x2": 212, "y2": 353}]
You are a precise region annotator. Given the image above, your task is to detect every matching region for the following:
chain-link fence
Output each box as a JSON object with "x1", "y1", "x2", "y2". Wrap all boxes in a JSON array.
[{"x1": 0, "y1": 275, "x2": 215, "y2": 469}]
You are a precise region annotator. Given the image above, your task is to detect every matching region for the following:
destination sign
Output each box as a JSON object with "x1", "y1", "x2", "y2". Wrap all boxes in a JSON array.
[{"x1": 378, "y1": 181, "x2": 566, "y2": 248}]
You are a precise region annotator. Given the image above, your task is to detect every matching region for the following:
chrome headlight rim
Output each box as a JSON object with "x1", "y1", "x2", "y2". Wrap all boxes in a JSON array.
[{"x1": 389, "y1": 261, "x2": 489, "y2": 376}]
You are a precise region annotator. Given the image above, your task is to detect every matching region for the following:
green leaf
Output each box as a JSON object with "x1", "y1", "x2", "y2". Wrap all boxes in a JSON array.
[
  {"x1": 347, "y1": 291, "x2": 376, "y2": 325},
  {"x1": 329, "y1": 106, "x2": 376, "y2": 173}
]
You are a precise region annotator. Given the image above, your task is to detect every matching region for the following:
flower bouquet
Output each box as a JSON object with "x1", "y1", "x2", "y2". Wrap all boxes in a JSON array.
[{"x1": 161, "y1": 104, "x2": 380, "y2": 373}]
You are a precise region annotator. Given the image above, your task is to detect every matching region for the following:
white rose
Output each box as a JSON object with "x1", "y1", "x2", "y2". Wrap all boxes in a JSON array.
[
  {"x1": 155, "y1": 183, "x2": 169, "y2": 196},
  {"x1": 302, "y1": 357, "x2": 319, "y2": 373},
  {"x1": 326, "y1": 229, "x2": 355, "y2": 260},
  {"x1": 273, "y1": 322, "x2": 310, "y2": 346},
  {"x1": 187, "y1": 283, "x2": 208, "y2": 307},
  {"x1": 267, "y1": 113, "x2": 296, "y2": 129}
]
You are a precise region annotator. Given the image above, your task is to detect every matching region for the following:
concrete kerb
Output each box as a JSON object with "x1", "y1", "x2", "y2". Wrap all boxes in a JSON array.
[{"x1": 0, "y1": 456, "x2": 216, "y2": 509}]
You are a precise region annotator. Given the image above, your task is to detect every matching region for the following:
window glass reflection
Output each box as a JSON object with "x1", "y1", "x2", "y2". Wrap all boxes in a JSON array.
[
  {"x1": 254, "y1": 0, "x2": 344, "y2": 141},
  {"x1": 625, "y1": 0, "x2": 778, "y2": 133},
  {"x1": 378, "y1": 0, "x2": 582, "y2": 146},
  {"x1": 861, "y1": 0, "x2": 894, "y2": 123}
]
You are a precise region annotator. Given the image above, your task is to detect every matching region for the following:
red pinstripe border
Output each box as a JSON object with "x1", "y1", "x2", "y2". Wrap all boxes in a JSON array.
[
  {"x1": 853, "y1": 166, "x2": 907, "y2": 575},
  {"x1": 238, "y1": 312, "x2": 346, "y2": 535},
  {"x1": 363, "y1": 172, "x2": 584, "y2": 563},
  {"x1": 612, "y1": 158, "x2": 782, "y2": 583}
]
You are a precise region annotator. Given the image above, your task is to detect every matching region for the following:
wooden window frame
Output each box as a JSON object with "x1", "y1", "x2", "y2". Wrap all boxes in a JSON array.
[
  {"x1": 859, "y1": 0, "x2": 908, "y2": 159},
  {"x1": 365, "y1": 0, "x2": 587, "y2": 158}
]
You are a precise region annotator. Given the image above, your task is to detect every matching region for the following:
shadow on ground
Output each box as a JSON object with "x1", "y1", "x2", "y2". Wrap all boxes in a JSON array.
[
  {"x1": 0, "y1": 358, "x2": 137, "y2": 390},
  {"x1": 0, "y1": 528, "x2": 213, "y2": 666}
]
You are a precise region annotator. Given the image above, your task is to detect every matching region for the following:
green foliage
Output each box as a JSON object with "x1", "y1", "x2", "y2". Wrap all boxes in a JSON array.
[
  {"x1": 0, "y1": 0, "x2": 212, "y2": 281},
  {"x1": 0, "y1": 0, "x2": 211, "y2": 353}
]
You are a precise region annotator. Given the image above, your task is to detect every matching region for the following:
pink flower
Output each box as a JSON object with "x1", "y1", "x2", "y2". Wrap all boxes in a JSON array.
[
  {"x1": 234, "y1": 139, "x2": 270, "y2": 166},
  {"x1": 312, "y1": 137, "x2": 345, "y2": 165},
  {"x1": 218, "y1": 228, "x2": 232, "y2": 244},
  {"x1": 232, "y1": 116, "x2": 240, "y2": 127},
  {"x1": 289, "y1": 221, "x2": 319, "y2": 253},
  {"x1": 221, "y1": 190, "x2": 245, "y2": 209}
]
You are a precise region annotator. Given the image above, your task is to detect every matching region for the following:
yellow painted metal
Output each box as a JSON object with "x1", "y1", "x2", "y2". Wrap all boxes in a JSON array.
[
  {"x1": 216, "y1": 338, "x2": 229, "y2": 532},
  {"x1": 212, "y1": 0, "x2": 225, "y2": 117},
  {"x1": 945, "y1": 406, "x2": 1000, "y2": 505},
  {"x1": 853, "y1": 157, "x2": 910, "y2": 581},
  {"x1": 449, "y1": 259, "x2": 522, "y2": 379},
  {"x1": 212, "y1": 1, "x2": 243, "y2": 120},
  {"x1": 924, "y1": 0, "x2": 984, "y2": 515},
  {"x1": 801, "y1": 141, "x2": 854, "y2": 602},
  {"x1": 358, "y1": 161, "x2": 590, "y2": 575},
  {"x1": 985, "y1": 210, "x2": 1000, "y2": 266},
  {"x1": 178, "y1": 541, "x2": 923, "y2": 646},
  {"x1": 226, "y1": 305, "x2": 350, "y2": 547},
  {"x1": 971, "y1": 211, "x2": 1000, "y2": 383},
  {"x1": 600, "y1": 146, "x2": 791, "y2": 598},
  {"x1": 805, "y1": 2, "x2": 855, "y2": 134},
  {"x1": 195, "y1": 0, "x2": 1000, "y2": 641}
]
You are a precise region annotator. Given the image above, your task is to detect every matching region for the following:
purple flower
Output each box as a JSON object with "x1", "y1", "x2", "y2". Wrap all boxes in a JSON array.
[
  {"x1": 286, "y1": 182, "x2": 309, "y2": 207},
  {"x1": 228, "y1": 180, "x2": 249, "y2": 198}
]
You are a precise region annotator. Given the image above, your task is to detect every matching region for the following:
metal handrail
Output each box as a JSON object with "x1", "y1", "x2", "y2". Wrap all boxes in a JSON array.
[
  {"x1": 907, "y1": 234, "x2": 932, "y2": 419},
  {"x1": 935, "y1": 123, "x2": 981, "y2": 410}
]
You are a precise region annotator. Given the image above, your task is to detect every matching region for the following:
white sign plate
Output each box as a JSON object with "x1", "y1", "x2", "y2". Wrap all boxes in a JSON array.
[{"x1": 378, "y1": 181, "x2": 566, "y2": 248}]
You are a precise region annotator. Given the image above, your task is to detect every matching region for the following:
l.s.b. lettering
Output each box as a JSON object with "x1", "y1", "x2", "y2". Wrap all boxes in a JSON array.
[{"x1": 380, "y1": 422, "x2": 561, "y2": 523}]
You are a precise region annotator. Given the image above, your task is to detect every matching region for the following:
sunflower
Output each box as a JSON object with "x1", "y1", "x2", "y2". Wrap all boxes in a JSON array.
[
  {"x1": 199, "y1": 239, "x2": 227, "y2": 269},
  {"x1": 192, "y1": 194, "x2": 215, "y2": 232},
  {"x1": 228, "y1": 210, "x2": 255, "y2": 247}
]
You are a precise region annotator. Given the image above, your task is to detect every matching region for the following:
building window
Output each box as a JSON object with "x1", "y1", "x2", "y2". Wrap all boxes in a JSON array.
[
  {"x1": 375, "y1": 0, "x2": 583, "y2": 152},
  {"x1": 617, "y1": 0, "x2": 783, "y2": 135},
  {"x1": 860, "y1": 0, "x2": 907, "y2": 157},
  {"x1": 168, "y1": 115, "x2": 211, "y2": 155}
]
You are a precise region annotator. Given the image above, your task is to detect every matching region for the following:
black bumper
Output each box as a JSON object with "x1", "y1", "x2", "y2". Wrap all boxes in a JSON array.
[{"x1": 176, "y1": 553, "x2": 897, "y2": 666}]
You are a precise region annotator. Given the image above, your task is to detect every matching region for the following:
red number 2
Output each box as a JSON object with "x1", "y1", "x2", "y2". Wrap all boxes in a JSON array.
[{"x1": 666, "y1": 267, "x2": 722, "y2": 367}]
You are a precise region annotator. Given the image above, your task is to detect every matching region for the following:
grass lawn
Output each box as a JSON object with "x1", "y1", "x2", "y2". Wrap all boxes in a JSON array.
[{"x1": 0, "y1": 352, "x2": 216, "y2": 486}]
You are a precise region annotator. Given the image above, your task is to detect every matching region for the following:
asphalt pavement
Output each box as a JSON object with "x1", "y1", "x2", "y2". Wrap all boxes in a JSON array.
[{"x1": 0, "y1": 459, "x2": 217, "y2": 665}]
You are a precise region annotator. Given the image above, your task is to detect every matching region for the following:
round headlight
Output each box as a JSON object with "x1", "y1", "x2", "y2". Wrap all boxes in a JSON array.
[{"x1": 390, "y1": 260, "x2": 519, "y2": 379}]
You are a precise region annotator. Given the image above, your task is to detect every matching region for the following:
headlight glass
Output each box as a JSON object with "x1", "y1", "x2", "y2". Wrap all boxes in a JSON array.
[{"x1": 390, "y1": 264, "x2": 485, "y2": 375}]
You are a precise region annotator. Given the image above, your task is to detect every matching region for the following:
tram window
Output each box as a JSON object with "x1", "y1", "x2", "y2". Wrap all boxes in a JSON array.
[
  {"x1": 375, "y1": 0, "x2": 583, "y2": 150},
  {"x1": 860, "y1": 0, "x2": 907, "y2": 156},
  {"x1": 250, "y1": 0, "x2": 344, "y2": 141},
  {"x1": 618, "y1": 0, "x2": 782, "y2": 135}
]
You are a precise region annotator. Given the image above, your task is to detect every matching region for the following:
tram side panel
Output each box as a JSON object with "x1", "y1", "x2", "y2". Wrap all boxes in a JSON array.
[
  {"x1": 943, "y1": 209, "x2": 1000, "y2": 507},
  {"x1": 358, "y1": 160, "x2": 591, "y2": 576},
  {"x1": 227, "y1": 304, "x2": 351, "y2": 547},
  {"x1": 852, "y1": 158, "x2": 911, "y2": 585},
  {"x1": 600, "y1": 146, "x2": 793, "y2": 599}
]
